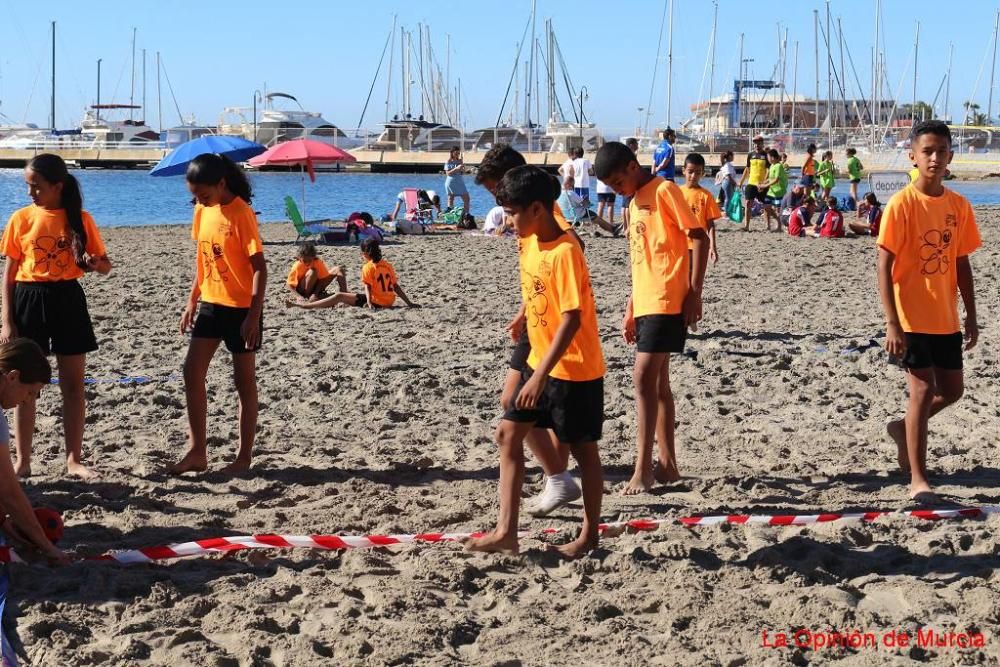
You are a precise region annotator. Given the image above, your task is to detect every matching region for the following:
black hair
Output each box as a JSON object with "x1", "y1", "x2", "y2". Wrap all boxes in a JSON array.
[
  {"x1": 625, "y1": 137, "x2": 639, "y2": 150},
  {"x1": 864, "y1": 192, "x2": 879, "y2": 206},
  {"x1": 911, "y1": 119, "x2": 951, "y2": 143},
  {"x1": 359, "y1": 211, "x2": 374, "y2": 226},
  {"x1": 450, "y1": 146, "x2": 461, "y2": 154},
  {"x1": 27, "y1": 154, "x2": 88, "y2": 269},
  {"x1": 360, "y1": 237, "x2": 382, "y2": 262},
  {"x1": 594, "y1": 141, "x2": 638, "y2": 180},
  {"x1": 495, "y1": 165, "x2": 560, "y2": 210},
  {"x1": 575, "y1": 147, "x2": 585, "y2": 158},
  {"x1": 827, "y1": 196, "x2": 839, "y2": 208},
  {"x1": 807, "y1": 143, "x2": 817, "y2": 153},
  {"x1": 186, "y1": 154, "x2": 253, "y2": 203},
  {"x1": 822, "y1": 150, "x2": 833, "y2": 160},
  {"x1": 720, "y1": 150, "x2": 733, "y2": 162},
  {"x1": 768, "y1": 149, "x2": 781, "y2": 160},
  {"x1": 846, "y1": 147, "x2": 857, "y2": 155},
  {"x1": 475, "y1": 144, "x2": 527, "y2": 185},
  {"x1": 297, "y1": 241, "x2": 317, "y2": 259},
  {"x1": 684, "y1": 152, "x2": 706, "y2": 168}
]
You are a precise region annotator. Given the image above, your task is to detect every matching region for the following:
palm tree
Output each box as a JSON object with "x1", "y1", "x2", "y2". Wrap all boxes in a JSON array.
[{"x1": 964, "y1": 100, "x2": 981, "y2": 125}]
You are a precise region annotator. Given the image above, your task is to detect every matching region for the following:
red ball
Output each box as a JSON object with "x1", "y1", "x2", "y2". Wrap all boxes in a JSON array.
[{"x1": 33, "y1": 508, "x2": 63, "y2": 544}]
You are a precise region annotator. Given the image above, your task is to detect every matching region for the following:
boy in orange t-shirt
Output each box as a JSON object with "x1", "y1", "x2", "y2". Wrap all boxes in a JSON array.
[
  {"x1": 285, "y1": 242, "x2": 346, "y2": 300},
  {"x1": 595, "y1": 141, "x2": 709, "y2": 495},
  {"x1": 877, "y1": 120, "x2": 981, "y2": 501},
  {"x1": 678, "y1": 152, "x2": 721, "y2": 265},
  {"x1": 466, "y1": 166, "x2": 605, "y2": 560},
  {"x1": 286, "y1": 238, "x2": 418, "y2": 310}
]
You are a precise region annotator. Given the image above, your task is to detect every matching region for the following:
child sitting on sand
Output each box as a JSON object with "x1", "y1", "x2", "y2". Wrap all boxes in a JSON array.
[
  {"x1": 466, "y1": 166, "x2": 605, "y2": 559},
  {"x1": 787, "y1": 198, "x2": 817, "y2": 237},
  {"x1": 286, "y1": 238, "x2": 418, "y2": 310},
  {"x1": 0, "y1": 339, "x2": 69, "y2": 564},
  {"x1": 286, "y1": 242, "x2": 347, "y2": 301},
  {"x1": 848, "y1": 193, "x2": 882, "y2": 236},
  {"x1": 815, "y1": 197, "x2": 845, "y2": 238}
]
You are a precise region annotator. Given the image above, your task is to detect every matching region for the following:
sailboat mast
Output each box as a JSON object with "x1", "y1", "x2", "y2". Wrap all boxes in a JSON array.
[
  {"x1": 50, "y1": 21, "x2": 56, "y2": 131},
  {"x1": 872, "y1": 0, "x2": 880, "y2": 147},
  {"x1": 826, "y1": 0, "x2": 833, "y2": 146},
  {"x1": 130, "y1": 27, "x2": 136, "y2": 121},
  {"x1": 837, "y1": 19, "x2": 845, "y2": 126},
  {"x1": 708, "y1": 1, "x2": 717, "y2": 133},
  {"x1": 945, "y1": 42, "x2": 953, "y2": 123},
  {"x1": 418, "y1": 24, "x2": 425, "y2": 119},
  {"x1": 142, "y1": 48, "x2": 146, "y2": 123},
  {"x1": 399, "y1": 28, "x2": 406, "y2": 117},
  {"x1": 527, "y1": 0, "x2": 536, "y2": 131},
  {"x1": 813, "y1": 10, "x2": 819, "y2": 129},
  {"x1": 778, "y1": 24, "x2": 785, "y2": 129},
  {"x1": 156, "y1": 52, "x2": 162, "y2": 134},
  {"x1": 913, "y1": 22, "x2": 920, "y2": 124},
  {"x1": 791, "y1": 41, "x2": 799, "y2": 136},
  {"x1": 666, "y1": 0, "x2": 674, "y2": 127},
  {"x1": 989, "y1": 11, "x2": 998, "y2": 125},
  {"x1": 385, "y1": 16, "x2": 396, "y2": 123},
  {"x1": 547, "y1": 19, "x2": 556, "y2": 123}
]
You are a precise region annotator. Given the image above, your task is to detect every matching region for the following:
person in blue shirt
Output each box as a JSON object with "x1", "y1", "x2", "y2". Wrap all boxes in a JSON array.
[{"x1": 651, "y1": 128, "x2": 676, "y2": 181}]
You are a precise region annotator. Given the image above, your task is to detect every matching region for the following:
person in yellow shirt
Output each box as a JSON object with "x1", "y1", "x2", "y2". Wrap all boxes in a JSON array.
[
  {"x1": 286, "y1": 238, "x2": 418, "y2": 310},
  {"x1": 173, "y1": 154, "x2": 266, "y2": 476},
  {"x1": 285, "y1": 242, "x2": 346, "y2": 301},
  {"x1": 595, "y1": 141, "x2": 709, "y2": 495},
  {"x1": 467, "y1": 166, "x2": 605, "y2": 560},
  {"x1": 679, "y1": 152, "x2": 721, "y2": 265},
  {"x1": 474, "y1": 144, "x2": 585, "y2": 517},
  {"x1": 877, "y1": 120, "x2": 981, "y2": 501},
  {"x1": 737, "y1": 134, "x2": 769, "y2": 231},
  {"x1": 0, "y1": 153, "x2": 112, "y2": 480}
]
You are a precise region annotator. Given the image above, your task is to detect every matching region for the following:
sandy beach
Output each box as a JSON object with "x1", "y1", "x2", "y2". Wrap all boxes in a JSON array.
[{"x1": 9, "y1": 209, "x2": 1000, "y2": 666}]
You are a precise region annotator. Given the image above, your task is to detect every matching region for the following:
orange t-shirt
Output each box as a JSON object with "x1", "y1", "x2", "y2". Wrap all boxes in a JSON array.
[
  {"x1": 803, "y1": 155, "x2": 817, "y2": 176},
  {"x1": 520, "y1": 233, "x2": 605, "y2": 382},
  {"x1": 191, "y1": 198, "x2": 263, "y2": 308},
  {"x1": 361, "y1": 259, "x2": 398, "y2": 307},
  {"x1": 627, "y1": 177, "x2": 706, "y2": 317},
  {"x1": 877, "y1": 184, "x2": 981, "y2": 334},
  {"x1": 286, "y1": 257, "x2": 331, "y2": 288},
  {"x1": 1, "y1": 206, "x2": 107, "y2": 282},
  {"x1": 678, "y1": 184, "x2": 721, "y2": 250}
]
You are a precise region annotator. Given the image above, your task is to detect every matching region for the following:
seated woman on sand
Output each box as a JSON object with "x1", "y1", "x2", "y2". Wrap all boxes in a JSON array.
[{"x1": 848, "y1": 193, "x2": 882, "y2": 237}]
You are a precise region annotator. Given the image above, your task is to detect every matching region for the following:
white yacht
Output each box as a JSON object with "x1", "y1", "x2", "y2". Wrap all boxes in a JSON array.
[{"x1": 221, "y1": 92, "x2": 362, "y2": 149}]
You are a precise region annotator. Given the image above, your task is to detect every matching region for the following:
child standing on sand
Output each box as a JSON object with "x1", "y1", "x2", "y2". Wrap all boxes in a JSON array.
[
  {"x1": 678, "y1": 153, "x2": 721, "y2": 264},
  {"x1": 0, "y1": 154, "x2": 112, "y2": 479},
  {"x1": 286, "y1": 242, "x2": 346, "y2": 301},
  {"x1": 845, "y1": 148, "x2": 864, "y2": 204},
  {"x1": 595, "y1": 142, "x2": 708, "y2": 495},
  {"x1": 466, "y1": 166, "x2": 605, "y2": 558},
  {"x1": 475, "y1": 145, "x2": 584, "y2": 517},
  {"x1": 0, "y1": 339, "x2": 69, "y2": 564},
  {"x1": 816, "y1": 150, "x2": 836, "y2": 201},
  {"x1": 878, "y1": 120, "x2": 981, "y2": 501},
  {"x1": 173, "y1": 154, "x2": 266, "y2": 475},
  {"x1": 759, "y1": 149, "x2": 789, "y2": 233},
  {"x1": 286, "y1": 238, "x2": 418, "y2": 310}
]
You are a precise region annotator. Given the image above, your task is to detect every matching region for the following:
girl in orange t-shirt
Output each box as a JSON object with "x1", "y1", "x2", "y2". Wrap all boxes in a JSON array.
[
  {"x1": 0, "y1": 153, "x2": 112, "y2": 479},
  {"x1": 172, "y1": 155, "x2": 266, "y2": 476},
  {"x1": 286, "y1": 238, "x2": 419, "y2": 310}
]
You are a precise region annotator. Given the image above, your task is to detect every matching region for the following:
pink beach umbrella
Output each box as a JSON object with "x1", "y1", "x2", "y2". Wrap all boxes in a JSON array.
[{"x1": 248, "y1": 139, "x2": 356, "y2": 216}]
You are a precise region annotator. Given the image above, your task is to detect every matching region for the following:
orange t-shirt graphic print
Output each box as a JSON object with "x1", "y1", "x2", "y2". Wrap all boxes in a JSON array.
[
  {"x1": 191, "y1": 198, "x2": 263, "y2": 308},
  {"x1": 877, "y1": 185, "x2": 981, "y2": 334}
]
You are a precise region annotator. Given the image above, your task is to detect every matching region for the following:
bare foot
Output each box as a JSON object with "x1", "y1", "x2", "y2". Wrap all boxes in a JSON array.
[
  {"x1": 887, "y1": 420, "x2": 909, "y2": 472},
  {"x1": 465, "y1": 531, "x2": 519, "y2": 555},
  {"x1": 222, "y1": 457, "x2": 252, "y2": 476},
  {"x1": 548, "y1": 535, "x2": 597, "y2": 560},
  {"x1": 66, "y1": 460, "x2": 99, "y2": 480},
  {"x1": 654, "y1": 461, "x2": 681, "y2": 483},
  {"x1": 285, "y1": 299, "x2": 302, "y2": 309},
  {"x1": 13, "y1": 460, "x2": 31, "y2": 479},
  {"x1": 169, "y1": 450, "x2": 208, "y2": 475},
  {"x1": 621, "y1": 471, "x2": 654, "y2": 496}
]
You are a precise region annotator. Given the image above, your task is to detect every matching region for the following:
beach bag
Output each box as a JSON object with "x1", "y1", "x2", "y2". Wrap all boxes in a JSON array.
[{"x1": 726, "y1": 192, "x2": 744, "y2": 223}]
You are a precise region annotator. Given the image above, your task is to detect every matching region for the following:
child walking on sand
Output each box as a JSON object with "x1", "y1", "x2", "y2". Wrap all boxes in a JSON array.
[
  {"x1": 466, "y1": 166, "x2": 605, "y2": 558},
  {"x1": 287, "y1": 238, "x2": 418, "y2": 310},
  {"x1": 878, "y1": 121, "x2": 981, "y2": 501},
  {"x1": 173, "y1": 154, "x2": 266, "y2": 475},
  {"x1": 0, "y1": 339, "x2": 69, "y2": 564},
  {"x1": 286, "y1": 242, "x2": 346, "y2": 301},
  {"x1": 475, "y1": 144, "x2": 584, "y2": 517},
  {"x1": 595, "y1": 142, "x2": 708, "y2": 495},
  {"x1": 0, "y1": 154, "x2": 112, "y2": 479}
]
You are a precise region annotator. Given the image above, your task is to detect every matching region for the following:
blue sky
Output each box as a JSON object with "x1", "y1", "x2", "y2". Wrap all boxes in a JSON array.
[{"x1": 0, "y1": 0, "x2": 996, "y2": 135}]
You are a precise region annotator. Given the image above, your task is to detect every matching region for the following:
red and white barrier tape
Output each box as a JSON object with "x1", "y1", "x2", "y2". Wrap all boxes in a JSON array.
[{"x1": 2, "y1": 506, "x2": 995, "y2": 565}]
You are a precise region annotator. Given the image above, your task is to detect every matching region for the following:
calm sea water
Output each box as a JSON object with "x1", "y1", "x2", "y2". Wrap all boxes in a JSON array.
[{"x1": 1, "y1": 167, "x2": 998, "y2": 227}]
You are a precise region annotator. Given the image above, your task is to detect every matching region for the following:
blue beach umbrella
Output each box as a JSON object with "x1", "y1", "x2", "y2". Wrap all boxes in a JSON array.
[{"x1": 150, "y1": 135, "x2": 266, "y2": 177}]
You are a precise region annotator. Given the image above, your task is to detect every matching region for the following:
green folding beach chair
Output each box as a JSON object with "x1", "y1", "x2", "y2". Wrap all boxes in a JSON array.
[{"x1": 284, "y1": 196, "x2": 344, "y2": 242}]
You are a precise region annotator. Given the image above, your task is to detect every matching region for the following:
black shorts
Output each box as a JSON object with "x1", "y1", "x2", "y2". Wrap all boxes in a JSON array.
[
  {"x1": 764, "y1": 196, "x2": 782, "y2": 207},
  {"x1": 13, "y1": 280, "x2": 98, "y2": 356},
  {"x1": 799, "y1": 175, "x2": 815, "y2": 187},
  {"x1": 902, "y1": 332, "x2": 963, "y2": 370},
  {"x1": 503, "y1": 367, "x2": 604, "y2": 444},
  {"x1": 508, "y1": 320, "x2": 530, "y2": 370},
  {"x1": 635, "y1": 314, "x2": 686, "y2": 354},
  {"x1": 850, "y1": 178, "x2": 861, "y2": 184},
  {"x1": 744, "y1": 185, "x2": 766, "y2": 202},
  {"x1": 353, "y1": 293, "x2": 368, "y2": 307},
  {"x1": 597, "y1": 192, "x2": 616, "y2": 203},
  {"x1": 191, "y1": 302, "x2": 262, "y2": 354}
]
